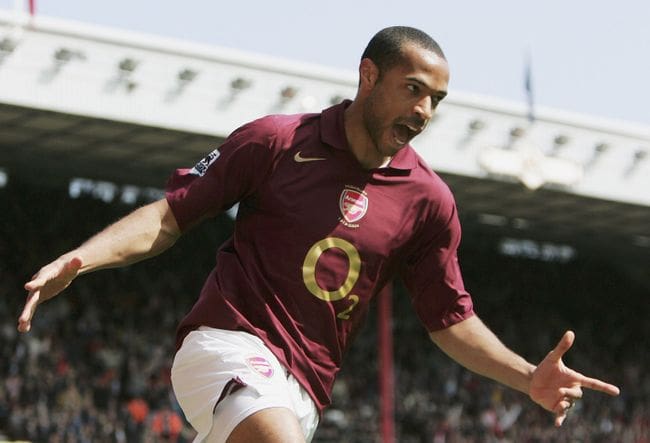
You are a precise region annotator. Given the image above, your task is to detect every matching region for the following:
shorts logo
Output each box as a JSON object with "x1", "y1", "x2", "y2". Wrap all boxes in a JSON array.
[
  {"x1": 189, "y1": 148, "x2": 220, "y2": 176},
  {"x1": 339, "y1": 188, "x2": 368, "y2": 224},
  {"x1": 245, "y1": 356, "x2": 274, "y2": 378}
]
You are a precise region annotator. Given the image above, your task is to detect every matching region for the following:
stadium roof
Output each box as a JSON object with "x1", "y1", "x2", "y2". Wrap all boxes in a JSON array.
[{"x1": 1, "y1": 10, "x2": 649, "y2": 268}]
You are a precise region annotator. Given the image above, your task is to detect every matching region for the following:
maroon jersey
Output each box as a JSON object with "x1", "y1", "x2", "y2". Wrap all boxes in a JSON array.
[{"x1": 165, "y1": 101, "x2": 474, "y2": 412}]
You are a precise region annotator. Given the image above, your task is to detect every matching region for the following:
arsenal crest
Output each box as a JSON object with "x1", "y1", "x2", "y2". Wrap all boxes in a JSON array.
[{"x1": 339, "y1": 188, "x2": 369, "y2": 224}]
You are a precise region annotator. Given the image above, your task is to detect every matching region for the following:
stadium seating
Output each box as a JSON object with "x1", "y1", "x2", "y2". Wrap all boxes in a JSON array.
[{"x1": 1, "y1": 182, "x2": 647, "y2": 442}]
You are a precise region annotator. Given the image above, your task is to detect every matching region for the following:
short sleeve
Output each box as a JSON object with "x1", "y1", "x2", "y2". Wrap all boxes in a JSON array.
[
  {"x1": 400, "y1": 194, "x2": 474, "y2": 332},
  {"x1": 165, "y1": 116, "x2": 278, "y2": 232}
]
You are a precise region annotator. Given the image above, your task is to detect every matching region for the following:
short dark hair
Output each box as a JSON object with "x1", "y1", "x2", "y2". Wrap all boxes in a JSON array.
[{"x1": 361, "y1": 26, "x2": 445, "y2": 77}]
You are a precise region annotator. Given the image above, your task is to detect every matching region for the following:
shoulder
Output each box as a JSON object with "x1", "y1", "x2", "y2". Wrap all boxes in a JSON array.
[
  {"x1": 230, "y1": 112, "x2": 319, "y2": 150},
  {"x1": 246, "y1": 112, "x2": 319, "y2": 138},
  {"x1": 408, "y1": 150, "x2": 458, "y2": 219}
]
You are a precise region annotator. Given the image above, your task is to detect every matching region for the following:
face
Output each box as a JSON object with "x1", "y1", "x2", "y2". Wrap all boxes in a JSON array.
[{"x1": 361, "y1": 43, "x2": 450, "y2": 158}]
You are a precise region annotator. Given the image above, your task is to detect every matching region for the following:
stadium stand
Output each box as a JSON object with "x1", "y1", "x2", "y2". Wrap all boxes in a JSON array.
[{"x1": 2, "y1": 180, "x2": 648, "y2": 442}]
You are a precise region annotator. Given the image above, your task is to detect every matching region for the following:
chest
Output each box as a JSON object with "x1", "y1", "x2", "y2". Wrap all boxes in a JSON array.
[{"x1": 252, "y1": 146, "x2": 427, "y2": 263}]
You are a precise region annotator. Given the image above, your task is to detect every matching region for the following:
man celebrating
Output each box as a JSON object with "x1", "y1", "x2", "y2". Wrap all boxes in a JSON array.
[{"x1": 18, "y1": 26, "x2": 619, "y2": 443}]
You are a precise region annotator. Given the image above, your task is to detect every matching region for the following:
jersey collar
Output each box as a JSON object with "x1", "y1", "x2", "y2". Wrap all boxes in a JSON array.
[{"x1": 320, "y1": 100, "x2": 417, "y2": 171}]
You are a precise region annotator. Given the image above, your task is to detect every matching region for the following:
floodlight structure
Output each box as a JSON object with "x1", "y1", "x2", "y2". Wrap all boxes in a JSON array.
[
  {"x1": 280, "y1": 85, "x2": 298, "y2": 103},
  {"x1": 165, "y1": 67, "x2": 199, "y2": 102},
  {"x1": 0, "y1": 8, "x2": 647, "y2": 209},
  {"x1": 0, "y1": 36, "x2": 17, "y2": 64},
  {"x1": 478, "y1": 131, "x2": 584, "y2": 191},
  {"x1": 584, "y1": 142, "x2": 609, "y2": 169},
  {"x1": 105, "y1": 57, "x2": 140, "y2": 93},
  {"x1": 329, "y1": 94, "x2": 345, "y2": 105},
  {"x1": 625, "y1": 148, "x2": 647, "y2": 176},
  {"x1": 40, "y1": 46, "x2": 85, "y2": 81},
  {"x1": 218, "y1": 76, "x2": 253, "y2": 107}
]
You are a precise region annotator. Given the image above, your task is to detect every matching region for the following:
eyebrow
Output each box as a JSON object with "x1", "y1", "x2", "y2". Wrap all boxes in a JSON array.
[{"x1": 407, "y1": 76, "x2": 448, "y2": 99}]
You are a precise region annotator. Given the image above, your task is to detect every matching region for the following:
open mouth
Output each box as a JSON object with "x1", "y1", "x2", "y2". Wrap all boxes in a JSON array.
[{"x1": 393, "y1": 123, "x2": 419, "y2": 145}]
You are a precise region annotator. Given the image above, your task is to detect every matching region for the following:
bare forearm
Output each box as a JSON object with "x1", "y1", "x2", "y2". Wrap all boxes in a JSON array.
[
  {"x1": 430, "y1": 315, "x2": 536, "y2": 394},
  {"x1": 66, "y1": 199, "x2": 180, "y2": 274},
  {"x1": 19, "y1": 199, "x2": 181, "y2": 333}
]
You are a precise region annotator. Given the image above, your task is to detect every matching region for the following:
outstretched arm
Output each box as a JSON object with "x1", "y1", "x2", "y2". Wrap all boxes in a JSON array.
[
  {"x1": 18, "y1": 198, "x2": 181, "y2": 332},
  {"x1": 430, "y1": 315, "x2": 620, "y2": 426}
]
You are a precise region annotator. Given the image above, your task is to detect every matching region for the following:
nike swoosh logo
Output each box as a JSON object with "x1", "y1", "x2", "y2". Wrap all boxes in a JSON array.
[{"x1": 294, "y1": 151, "x2": 327, "y2": 163}]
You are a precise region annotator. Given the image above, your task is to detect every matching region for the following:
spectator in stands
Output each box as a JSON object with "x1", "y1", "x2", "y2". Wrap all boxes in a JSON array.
[{"x1": 2, "y1": 185, "x2": 647, "y2": 441}]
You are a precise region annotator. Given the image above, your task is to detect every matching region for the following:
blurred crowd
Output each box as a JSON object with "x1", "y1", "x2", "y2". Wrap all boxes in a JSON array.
[
  {"x1": 1, "y1": 181, "x2": 648, "y2": 442},
  {"x1": 320, "y1": 253, "x2": 650, "y2": 443}
]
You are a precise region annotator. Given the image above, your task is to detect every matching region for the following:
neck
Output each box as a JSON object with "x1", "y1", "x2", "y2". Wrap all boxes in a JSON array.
[{"x1": 343, "y1": 100, "x2": 391, "y2": 169}]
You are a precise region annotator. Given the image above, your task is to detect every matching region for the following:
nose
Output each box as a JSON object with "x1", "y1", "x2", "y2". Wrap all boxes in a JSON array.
[{"x1": 413, "y1": 96, "x2": 433, "y2": 122}]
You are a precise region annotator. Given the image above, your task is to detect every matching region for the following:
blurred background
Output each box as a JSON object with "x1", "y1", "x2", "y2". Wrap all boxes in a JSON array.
[{"x1": 1, "y1": 1, "x2": 648, "y2": 442}]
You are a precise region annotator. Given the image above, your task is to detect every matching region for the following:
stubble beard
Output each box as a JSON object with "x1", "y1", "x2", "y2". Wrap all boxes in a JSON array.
[{"x1": 362, "y1": 93, "x2": 398, "y2": 159}]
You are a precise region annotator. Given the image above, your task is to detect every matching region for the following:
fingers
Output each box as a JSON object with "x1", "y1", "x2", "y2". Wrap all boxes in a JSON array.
[
  {"x1": 579, "y1": 374, "x2": 620, "y2": 396},
  {"x1": 18, "y1": 256, "x2": 82, "y2": 333},
  {"x1": 24, "y1": 262, "x2": 59, "y2": 291},
  {"x1": 549, "y1": 330, "x2": 575, "y2": 362},
  {"x1": 17, "y1": 290, "x2": 40, "y2": 332},
  {"x1": 551, "y1": 377, "x2": 618, "y2": 427},
  {"x1": 559, "y1": 386, "x2": 583, "y2": 399},
  {"x1": 553, "y1": 397, "x2": 574, "y2": 427},
  {"x1": 553, "y1": 332, "x2": 620, "y2": 397},
  {"x1": 24, "y1": 257, "x2": 82, "y2": 292},
  {"x1": 538, "y1": 330, "x2": 620, "y2": 427}
]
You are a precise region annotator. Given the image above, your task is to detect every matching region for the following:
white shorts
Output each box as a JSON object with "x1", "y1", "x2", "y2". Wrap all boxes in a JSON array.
[{"x1": 171, "y1": 327, "x2": 319, "y2": 443}]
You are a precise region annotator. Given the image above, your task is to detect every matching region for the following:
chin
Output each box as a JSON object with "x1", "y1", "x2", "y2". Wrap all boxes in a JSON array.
[{"x1": 383, "y1": 143, "x2": 406, "y2": 157}]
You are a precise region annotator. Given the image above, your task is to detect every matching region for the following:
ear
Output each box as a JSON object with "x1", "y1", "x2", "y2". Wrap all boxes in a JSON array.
[{"x1": 359, "y1": 58, "x2": 379, "y2": 91}]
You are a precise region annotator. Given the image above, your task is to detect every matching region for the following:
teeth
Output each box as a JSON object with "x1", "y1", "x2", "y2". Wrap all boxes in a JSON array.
[{"x1": 394, "y1": 125, "x2": 410, "y2": 144}]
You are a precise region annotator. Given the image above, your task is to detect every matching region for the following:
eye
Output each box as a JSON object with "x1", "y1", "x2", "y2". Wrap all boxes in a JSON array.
[
  {"x1": 407, "y1": 84, "x2": 420, "y2": 94},
  {"x1": 431, "y1": 94, "x2": 445, "y2": 108}
]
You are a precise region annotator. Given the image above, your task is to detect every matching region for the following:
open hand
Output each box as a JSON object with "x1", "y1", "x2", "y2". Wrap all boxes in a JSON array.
[
  {"x1": 18, "y1": 256, "x2": 82, "y2": 332},
  {"x1": 529, "y1": 330, "x2": 620, "y2": 426}
]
